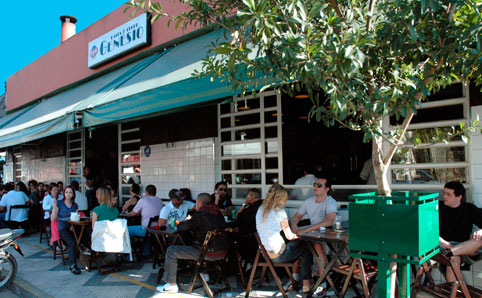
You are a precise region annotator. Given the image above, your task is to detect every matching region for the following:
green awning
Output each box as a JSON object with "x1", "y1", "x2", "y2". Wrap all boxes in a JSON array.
[
  {"x1": 74, "y1": 30, "x2": 236, "y2": 127},
  {"x1": 0, "y1": 30, "x2": 240, "y2": 148},
  {"x1": 0, "y1": 55, "x2": 158, "y2": 148}
]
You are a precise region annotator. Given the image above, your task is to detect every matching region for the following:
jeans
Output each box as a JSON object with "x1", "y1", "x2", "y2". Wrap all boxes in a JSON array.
[
  {"x1": 59, "y1": 229, "x2": 77, "y2": 266},
  {"x1": 128, "y1": 225, "x2": 146, "y2": 237},
  {"x1": 162, "y1": 245, "x2": 223, "y2": 284},
  {"x1": 271, "y1": 239, "x2": 312, "y2": 280},
  {"x1": 128, "y1": 225, "x2": 151, "y2": 255}
]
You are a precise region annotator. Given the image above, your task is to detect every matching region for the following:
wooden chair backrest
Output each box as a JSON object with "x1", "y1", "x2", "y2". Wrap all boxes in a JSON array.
[{"x1": 8, "y1": 204, "x2": 29, "y2": 221}]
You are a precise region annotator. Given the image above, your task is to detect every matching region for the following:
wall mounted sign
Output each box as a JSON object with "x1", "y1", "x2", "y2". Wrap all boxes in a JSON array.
[
  {"x1": 144, "y1": 145, "x2": 151, "y2": 157},
  {"x1": 88, "y1": 13, "x2": 150, "y2": 68}
]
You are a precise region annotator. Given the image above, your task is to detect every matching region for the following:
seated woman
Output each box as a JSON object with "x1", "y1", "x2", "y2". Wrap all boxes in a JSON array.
[
  {"x1": 92, "y1": 187, "x2": 119, "y2": 228},
  {"x1": 51, "y1": 186, "x2": 81, "y2": 274},
  {"x1": 122, "y1": 183, "x2": 140, "y2": 212},
  {"x1": 256, "y1": 183, "x2": 313, "y2": 293}
]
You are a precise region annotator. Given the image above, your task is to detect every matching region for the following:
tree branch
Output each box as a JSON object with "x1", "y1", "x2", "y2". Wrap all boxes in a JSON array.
[
  {"x1": 383, "y1": 109, "x2": 414, "y2": 165},
  {"x1": 366, "y1": 0, "x2": 377, "y2": 32}
]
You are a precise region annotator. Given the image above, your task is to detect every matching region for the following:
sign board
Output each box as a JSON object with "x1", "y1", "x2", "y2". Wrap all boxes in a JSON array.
[{"x1": 88, "y1": 13, "x2": 150, "y2": 68}]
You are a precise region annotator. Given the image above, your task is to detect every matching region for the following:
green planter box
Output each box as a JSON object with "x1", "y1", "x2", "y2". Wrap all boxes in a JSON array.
[{"x1": 349, "y1": 192, "x2": 439, "y2": 259}]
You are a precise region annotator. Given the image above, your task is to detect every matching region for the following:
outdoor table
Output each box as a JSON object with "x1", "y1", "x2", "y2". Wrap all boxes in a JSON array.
[
  {"x1": 147, "y1": 226, "x2": 186, "y2": 269},
  {"x1": 299, "y1": 228, "x2": 350, "y2": 298},
  {"x1": 118, "y1": 212, "x2": 141, "y2": 226},
  {"x1": 58, "y1": 216, "x2": 92, "y2": 266}
]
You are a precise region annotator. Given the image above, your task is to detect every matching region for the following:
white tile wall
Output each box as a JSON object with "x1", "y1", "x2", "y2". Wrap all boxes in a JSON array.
[
  {"x1": 471, "y1": 106, "x2": 482, "y2": 207},
  {"x1": 3, "y1": 163, "x2": 13, "y2": 182},
  {"x1": 3, "y1": 156, "x2": 65, "y2": 184},
  {"x1": 140, "y1": 137, "x2": 218, "y2": 199},
  {"x1": 22, "y1": 156, "x2": 66, "y2": 183}
]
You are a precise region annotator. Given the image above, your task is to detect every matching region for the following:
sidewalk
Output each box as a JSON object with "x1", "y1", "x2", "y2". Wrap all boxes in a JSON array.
[
  {"x1": 9, "y1": 232, "x2": 306, "y2": 298},
  {"x1": 6, "y1": 231, "x2": 434, "y2": 298}
]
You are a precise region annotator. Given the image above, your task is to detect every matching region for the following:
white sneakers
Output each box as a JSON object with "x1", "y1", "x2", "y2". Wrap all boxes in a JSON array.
[{"x1": 156, "y1": 283, "x2": 179, "y2": 293}]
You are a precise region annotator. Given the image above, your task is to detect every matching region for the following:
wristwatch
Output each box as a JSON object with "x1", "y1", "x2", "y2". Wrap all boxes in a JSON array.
[{"x1": 242, "y1": 203, "x2": 247, "y2": 208}]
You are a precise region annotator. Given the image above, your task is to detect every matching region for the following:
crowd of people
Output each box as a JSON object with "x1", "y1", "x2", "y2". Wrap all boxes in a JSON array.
[{"x1": 1, "y1": 176, "x2": 482, "y2": 295}]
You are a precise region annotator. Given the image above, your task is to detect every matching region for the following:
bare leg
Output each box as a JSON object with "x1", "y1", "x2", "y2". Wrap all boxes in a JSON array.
[
  {"x1": 313, "y1": 243, "x2": 328, "y2": 275},
  {"x1": 451, "y1": 239, "x2": 482, "y2": 256}
]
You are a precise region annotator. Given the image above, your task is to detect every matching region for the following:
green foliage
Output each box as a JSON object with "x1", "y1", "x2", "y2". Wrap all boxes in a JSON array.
[
  {"x1": 125, "y1": 0, "x2": 482, "y2": 192},
  {"x1": 128, "y1": 0, "x2": 482, "y2": 142}
]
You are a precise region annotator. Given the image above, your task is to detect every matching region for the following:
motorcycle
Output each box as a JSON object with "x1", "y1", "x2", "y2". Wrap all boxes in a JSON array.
[{"x1": 0, "y1": 228, "x2": 24, "y2": 289}]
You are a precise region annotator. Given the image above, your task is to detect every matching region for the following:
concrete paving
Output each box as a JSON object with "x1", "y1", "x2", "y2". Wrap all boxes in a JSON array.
[{"x1": 6, "y1": 231, "x2": 435, "y2": 298}]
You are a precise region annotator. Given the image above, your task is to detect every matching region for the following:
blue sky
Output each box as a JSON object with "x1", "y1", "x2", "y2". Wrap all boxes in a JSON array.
[{"x1": 0, "y1": 1, "x2": 127, "y2": 94}]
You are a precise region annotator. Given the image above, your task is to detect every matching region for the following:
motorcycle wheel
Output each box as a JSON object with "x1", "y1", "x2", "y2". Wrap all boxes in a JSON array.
[{"x1": 0, "y1": 252, "x2": 17, "y2": 289}]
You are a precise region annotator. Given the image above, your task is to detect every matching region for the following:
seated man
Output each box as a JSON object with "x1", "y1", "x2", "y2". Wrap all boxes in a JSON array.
[
  {"x1": 127, "y1": 184, "x2": 164, "y2": 238},
  {"x1": 0, "y1": 182, "x2": 31, "y2": 227},
  {"x1": 71, "y1": 181, "x2": 88, "y2": 212},
  {"x1": 291, "y1": 177, "x2": 337, "y2": 286},
  {"x1": 234, "y1": 188, "x2": 263, "y2": 260},
  {"x1": 439, "y1": 181, "x2": 482, "y2": 282},
  {"x1": 156, "y1": 193, "x2": 227, "y2": 293},
  {"x1": 211, "y1": 181, "x2": 234, "y2": 216},
  {"x1": 158, "y1": 189, "x2": 195, "y2": 227}
]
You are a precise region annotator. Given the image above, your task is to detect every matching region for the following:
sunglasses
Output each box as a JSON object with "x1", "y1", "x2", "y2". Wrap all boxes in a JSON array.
[
  {"x1": 313, "y1": 183, "x2": 324, "y2": 188},
  {"x1": 217, "y1": 187, "x2": 227, "y2": 192},
  {"x1": 175, "y1": 192, "x2": 185, "y2": 199}
]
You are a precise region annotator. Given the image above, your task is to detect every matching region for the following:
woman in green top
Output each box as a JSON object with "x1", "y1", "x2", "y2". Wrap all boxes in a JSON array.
[{"x1": 92, "y1": 187, "x2": 119, "y2": 228}]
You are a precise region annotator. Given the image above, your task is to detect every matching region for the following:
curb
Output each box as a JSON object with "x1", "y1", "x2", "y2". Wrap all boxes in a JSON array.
[{"x1": 7, "y1": 276, "x2": 54, "y2": 298}]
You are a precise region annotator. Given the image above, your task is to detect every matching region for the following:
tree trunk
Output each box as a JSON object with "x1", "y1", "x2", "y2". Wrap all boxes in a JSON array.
[{"x1": 372, "y1": 134, "x2": 391, "y2": 196}]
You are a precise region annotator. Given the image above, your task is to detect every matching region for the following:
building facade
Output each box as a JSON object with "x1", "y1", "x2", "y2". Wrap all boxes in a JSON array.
[{"x1": 1, "y1": 2, "x2": 482, "y2": 213}]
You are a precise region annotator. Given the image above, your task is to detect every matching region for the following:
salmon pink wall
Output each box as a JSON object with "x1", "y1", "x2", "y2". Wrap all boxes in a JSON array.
[{"x1": 6, "y1": 1, "x2": 195, "y2": 111}]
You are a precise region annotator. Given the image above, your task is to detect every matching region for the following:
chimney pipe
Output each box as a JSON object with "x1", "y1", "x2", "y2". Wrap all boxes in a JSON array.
[{"x1": 60, "y1": 15, "x2": 77, "y2": 43}]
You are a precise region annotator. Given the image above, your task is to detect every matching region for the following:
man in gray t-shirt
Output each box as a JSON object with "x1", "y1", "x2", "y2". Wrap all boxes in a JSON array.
[{"x1": 291, "y1": 177, "x2": 337, "y2": 274}]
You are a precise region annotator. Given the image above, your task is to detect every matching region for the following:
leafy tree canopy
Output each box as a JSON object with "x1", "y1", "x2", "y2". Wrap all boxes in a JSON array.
[{"x1": 127, "y1": 0, "x2": 482, "y2": 194}]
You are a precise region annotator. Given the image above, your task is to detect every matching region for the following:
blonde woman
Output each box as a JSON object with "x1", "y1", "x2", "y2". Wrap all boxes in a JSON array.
[
  {"x1": 92, "y1": 187, "x2": 119, "y2": 228},
  {"x1": 255, "y1": 184, "x2": 314, "y2": 293}
]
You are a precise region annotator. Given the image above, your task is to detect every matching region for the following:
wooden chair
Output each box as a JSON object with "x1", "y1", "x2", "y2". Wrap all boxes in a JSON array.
[
  {"x1": 185, "y1": 229, "x2": 232, "y2": 298},
  {"x1": 39, "y1": 216, "x2": 50, "y2": 244},
  {"x1": 132, "y1": 216, "x2": 158, "y2": 262},
  {"x1": 88, "y1": 218, "x2": 131, "y2": 274},
  {"x1": 412, "y1": 253, "x2": 482, "y2": 298},
  {"x1": 332, "y1": 257, "x2": 378, "y2": 297},
  {"x1": 7, "y1": 204, "x2": 29, "y2": 230},
  {"x1": 53, "y1": 240, "x2": 67, "y2": 265},
  {"x1": 245, "y1": 233, "x2": 297, "y2": 298}
]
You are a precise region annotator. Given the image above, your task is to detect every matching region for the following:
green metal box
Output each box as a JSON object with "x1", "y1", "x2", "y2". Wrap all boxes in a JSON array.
[{"x1": 349, "y1": 192, "x2": 439, "y2": 258}]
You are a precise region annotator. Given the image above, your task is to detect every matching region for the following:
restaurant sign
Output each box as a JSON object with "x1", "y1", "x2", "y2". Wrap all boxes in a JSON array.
[{"x1": 88, "y1": 13, "x2": 150, "y2": 68}]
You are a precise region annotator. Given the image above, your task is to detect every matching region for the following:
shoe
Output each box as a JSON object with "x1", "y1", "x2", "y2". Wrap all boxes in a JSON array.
[
  {"x1": 200, "y1": 273, "x2": 210, "y2": 283},
  {"x1": 313, "y1": 282, "x2": 327, "y2": 297},
  {"x1": 283, "y1": 280, "x2": 300, "y2": 291},
  {"x1": 156, "y1": 283, "x2": 179, "y2": 293},
  {"x1": 82, "y1": 247, "x2": 92, "y2": 255},
  {"x1": 70, "y1": 264, "x2": 81, "y2": 275}
]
